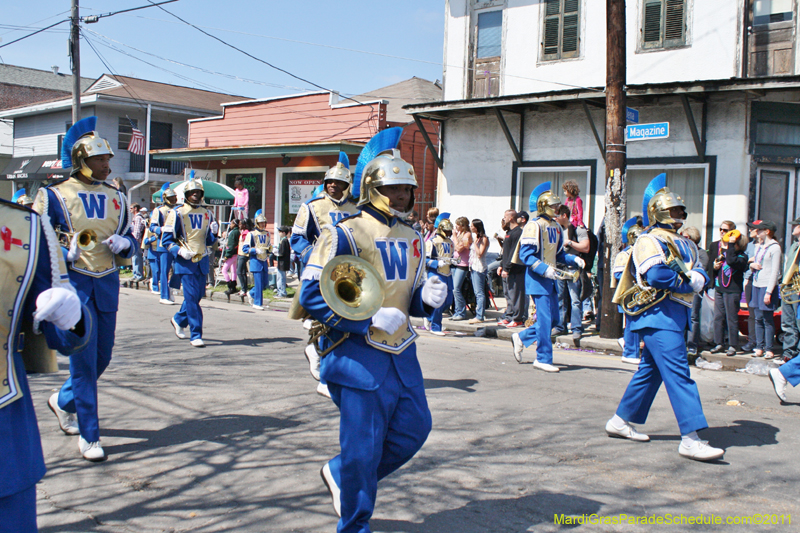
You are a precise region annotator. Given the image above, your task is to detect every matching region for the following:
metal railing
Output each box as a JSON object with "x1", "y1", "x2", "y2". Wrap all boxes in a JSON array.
[{"x1": 129, "y1": 154, "x2": 186, "y2": 175}]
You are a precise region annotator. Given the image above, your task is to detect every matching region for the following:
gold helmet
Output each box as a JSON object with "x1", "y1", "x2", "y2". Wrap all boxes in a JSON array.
[
  {"x1": 183, "y1": 178, "x2": 204, "y2": 206},
  {"x1": 628, "y1": 224, "x2": 643, "y2": 245},
  {"x1": 529, "y1": 182, "x2": 560, "y2": 218},
  {"x1": 324, "y1": 162, "x2": 352, "y2": 188},
  {"x1": 71, "y1": 132, "x2": 114, "y2": 180},
  {"x1": 435, "y1": 212, "x2": 453, "y2": 237},
  {"x1": 357, "y1": 149, "x2": 417, "y2": 216},
  {"x1": 647, "y1": 188, "x2": 685, "y2": 226},
  {"x1": 621, "y1": 216, "x2": 643, "y2": 246},
  {"x1": 255, "y1": 209, "x2": 267, "y2": 225}
]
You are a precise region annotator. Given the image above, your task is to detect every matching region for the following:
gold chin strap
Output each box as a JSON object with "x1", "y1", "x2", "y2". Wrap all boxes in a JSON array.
[{"x1": 370, "y1": 189, "x2": 412, "y2": 219}]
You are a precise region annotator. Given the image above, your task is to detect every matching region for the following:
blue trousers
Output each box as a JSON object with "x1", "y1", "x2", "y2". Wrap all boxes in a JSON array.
[
  {"x1": 558, "y1": 277, "x2": 583, "y2": 334},
  {"x1": 148, "y1": 253, "x2": 160, "y2": 291},
  {"x1": 426, "y1": 271, "x2": 453, "y2": 332},
  {"x1": 173, "y1": 273, "x2": 205, "y2": 341},
  {"x1": 131, "y1": 245, "x2": 143, "y2": 278},
  {"x1": 780, "y1": 352, "x2": 800, "y2": 386},
  {"x1": 327, "y1": 362, "x2": 431, "y2": 533},
  {"x1": 470, "y1": 269, "x2": 487, "y2": 321},
  {"x1": 276, "y1": 269, "x2": 287, "y2": 297},
  {"x1": 622, "y1": 313, "x2": 640, "y2": 360},
  {"x1": 57, "y1": 301, "x2": 115, "y2": 442},
  {"x1": 519, "y1": 292, "x2": 558, "y2": 364},
  {"x1": 157, "y1": 250, "x2": 177, "y2": 301},
  {"x1": 0, "y1": 485, "x2": 36, "y2": 533},
  {"x1": 615, "y1": 327, "x2": 708, "y2": 435},
  {"x1": 249, "y1": 269, "x2": 267, "y2": 306}
]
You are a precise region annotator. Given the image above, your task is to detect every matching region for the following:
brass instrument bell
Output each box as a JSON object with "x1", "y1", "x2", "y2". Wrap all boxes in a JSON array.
[
  {"x1": 57, "y1": 228, "x2": 98, "y2": 251},
  {"x1": 781, "y1": 244, "x2": 800, "y2": 304},
  {"x1": 320, "y1": 255, "x2": 385, "y2": 321}
]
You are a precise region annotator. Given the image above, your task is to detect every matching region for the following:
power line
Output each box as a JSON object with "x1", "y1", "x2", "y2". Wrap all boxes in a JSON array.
[
  {"x1": 0, "y1": 10, "x2": 69, "y2": 37},
  {"x1": 0, "y1": 19, "x2": 68, "y2": 49}
]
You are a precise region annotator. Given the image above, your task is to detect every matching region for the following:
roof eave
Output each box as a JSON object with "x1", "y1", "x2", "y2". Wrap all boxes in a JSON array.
[{"x1": 150, "y1": 140, "x2": 366, "y2": 162}]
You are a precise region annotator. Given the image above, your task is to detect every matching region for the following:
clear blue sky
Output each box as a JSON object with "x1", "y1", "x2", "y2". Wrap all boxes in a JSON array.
[{"x1": 1, "y1": 1, "x2": 445, "y2": 100}]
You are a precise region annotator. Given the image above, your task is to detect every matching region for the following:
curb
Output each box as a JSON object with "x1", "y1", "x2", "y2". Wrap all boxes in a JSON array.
[{"x1": 120, "y1": 278, "x2": 294, "y2": 311}]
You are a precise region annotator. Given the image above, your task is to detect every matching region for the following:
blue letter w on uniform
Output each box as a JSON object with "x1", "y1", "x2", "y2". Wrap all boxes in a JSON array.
[
  {"x1": 188, "y1": 214, "x2": 203, "y2": 229},
  {"x1": 376, "y1": 239, "x2": 409, "y2": 281},
  {"x1": 546, "y1": 226, "x2": 560, "y2": 244},
  {"x1": 77, "y1": 192, "x2": 107, "y2": 219}
]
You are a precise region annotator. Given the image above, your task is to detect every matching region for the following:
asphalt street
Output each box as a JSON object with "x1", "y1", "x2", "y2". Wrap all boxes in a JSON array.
[{"x1": 29, "y1": 288, "x2": 800, "y2": 532}]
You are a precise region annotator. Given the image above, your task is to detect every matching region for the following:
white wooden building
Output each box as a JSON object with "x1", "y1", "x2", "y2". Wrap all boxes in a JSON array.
[{"x1": 406, "y1": 0, "x2": 800, "y2": 250}]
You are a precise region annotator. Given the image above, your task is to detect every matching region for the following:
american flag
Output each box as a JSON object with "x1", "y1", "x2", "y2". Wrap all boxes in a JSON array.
[{"x1": 127, "y1": 127, "x2": 145, "y2": 155}]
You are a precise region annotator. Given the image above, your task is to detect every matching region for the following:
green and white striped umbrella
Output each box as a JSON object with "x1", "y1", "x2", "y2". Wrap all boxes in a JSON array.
[{"x1": 152, "y1": 179, "x2": 235, "y2": 206}]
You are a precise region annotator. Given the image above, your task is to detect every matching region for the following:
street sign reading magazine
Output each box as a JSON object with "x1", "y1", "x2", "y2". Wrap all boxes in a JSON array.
[{"x1": 626, "y1": 122, "x2": 669, "y2": 142}]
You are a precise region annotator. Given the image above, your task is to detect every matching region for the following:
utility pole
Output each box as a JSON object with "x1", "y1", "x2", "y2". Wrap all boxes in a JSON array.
[
  {"x1": 600, "y1": 0, "x2": 626, "y2": 339},
  {"x1": 70, "y1": 0, "x2": 81, "y2": 125}
]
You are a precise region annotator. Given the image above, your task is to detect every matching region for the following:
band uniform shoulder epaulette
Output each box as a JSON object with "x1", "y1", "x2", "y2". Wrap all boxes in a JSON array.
[{"x1": 0, "y1": 197, "x2": 37, "y2": 213}]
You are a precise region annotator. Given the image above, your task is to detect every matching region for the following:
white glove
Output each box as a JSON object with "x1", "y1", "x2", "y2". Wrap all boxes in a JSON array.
[
  {"x1": 33, "y1": 287, "x2": 81, "y2": 331},
  {"x1": 210, "y1": 221, "x2": 219, "y2": 234},
  {"x1": 66, "y1": 233, "x2": 81, "y2": 262},
  {"x1": 103, "y1": 234, "x2": 130, "y2": 254},
  {"x1": 178, "y1": 248, "x2": 195, "y2": 261},
  {"x1": 688, "y1": 271, "x2": 706, "y2": 293},
  {"x1": 544, "y1": 266, "x2": 558, "y2": 280},
  {"x1": 574, "y1": 257, "x2": 585, "y2": 270},
  {"x1": 422, "y1": 276, "x2": 448, "y2": 308},
  {"x1": 371, "y1": 307, "x2": 406, "y2": 335}
]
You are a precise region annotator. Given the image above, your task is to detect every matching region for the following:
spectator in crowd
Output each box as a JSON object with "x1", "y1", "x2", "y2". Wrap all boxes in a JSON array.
[
  {"x1": 111, "y1": 176, "x2": 127, "y2": 195},
  {"x1": 741, "y1": 224, "x2": 760, "y2": 351},
  {"x1": 681, "y1": 226, "x2": 709, "y2": 355},
  {"x1": 222, "y1": 220, "x2": 241, "y2": 295},
  {"x1": 469, "y1": 219, "x2": 490, "y2": 324},
  {"x1": 237, "y1": 219, "x2": 253, "y2": 297},
  {"x1": 497, "y1": 209, "x2": 527, "y2": 327},
  {"x1": 424, "y1": 207, "x2": 439, "y2": 242},
  {"x1": 130, "y1": 203, "x2": 147, "y2": 281},
  {"x1": 517, "y1": 211, "x2": 529, "y2": 228},
  {"x1": 276, "y1": 226, "x2": 291, "y2": 298},
  {"x1": 707, "y1": 223, "x2": 749, "y2": 356},
  {"x1": 232, "y1": 179, "x2": 249, "y2": 220},
  {"x1": 562, "y1": 180, "x2": 584, "y2": 228},
  {"x1": 407, "y1": 210, "x2": 421, "y2": 232},
  {"x1": 450, "y1": 216, "x2": 473, "y2": 321},
  {"x1": 595, "y1": 217, "x2": 606, "y2": 330},
  {"x1": 554, "y1": 204, "x2": 590, "y2": 341},
  {"x1": 748, "y1": 220, "x2": 782, "y2": 358},
  {"x1": 782, "y1": 218, "x2": 800, "y2": 361}
]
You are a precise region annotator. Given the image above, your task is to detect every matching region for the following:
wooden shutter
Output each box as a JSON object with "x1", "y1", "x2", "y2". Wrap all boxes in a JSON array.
[
  {"x1": 562, "y1": 0, "x2": 580, "y2": 57},
  {"x1": 543, "y1": 0, "x2": 561, "y2": 58},
  {"x1": 643, "y1": 0, "x2": 662, "y2": 45},
  {"x1": 542, "y1": 0, "x2": 580, "y2": 60},
  {"x1": 643, "y1": 0, "x2": 685, "y2": 50},
  {"x1": 664, "y1": 0, "x2": 685, "y2": 44}
]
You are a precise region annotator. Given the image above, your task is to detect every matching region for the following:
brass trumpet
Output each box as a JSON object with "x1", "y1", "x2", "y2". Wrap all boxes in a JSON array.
[
  {"x1": 619, "y1": 284, "x2": 668, "y2": 316},
  {"x1": 548, "y1": 263, "x2": 580, "y2": 283},
  {"x1": 177, "y1": 238, "x2": 204, "y2": 263},
  {"x1": 56, "y1": 228, "x2": 98, "y2": 251}
]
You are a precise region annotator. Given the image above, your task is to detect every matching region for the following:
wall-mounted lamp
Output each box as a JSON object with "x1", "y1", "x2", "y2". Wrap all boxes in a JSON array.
[
  {"x1": 281, "y1": 154, "x2": 291, "y2": 166},
  {"x1": 221, "y1": 157, "x2": 227, "y2": 165}
]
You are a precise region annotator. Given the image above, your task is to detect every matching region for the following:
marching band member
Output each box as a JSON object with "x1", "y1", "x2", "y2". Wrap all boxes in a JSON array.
[
  {"x1": 150, "y1": 183, "x2": 180, "y2": 304},
  {"x1": 299, "y1": 147, "x2": 447, "y2": 533},
  {"x1": 425, "y1": 212, "x2": 454, "y2": 336},
  {"x1": 606, "y1": 174, "x2": 723, "y2": 462},
  {"x1": 291, "y1": 152, "x2": 359, "y2": 271},
  {"x1": 143, "y1": 223, "x2": 160, "y2": 295},
  {"x1": 613, "y1": 216, "x2": 643, "y2": 365},
  {"x1": 243, "y1": 210, "x2": 271, "y2": 310},
  {"x1": 161, "y1": 178, "x2": 218, "y2": 347},
  {"x1": 34, "y1": 116, "x2": 137, "y2": 462},
  {"x1": 510, "y1": 182, "x2": 584, "y2": 372},
  {"x1": 1, "y1": 197, "x2": 90, "y2": 531},
  {"x1": 292, "y1": 153, "x2": 360, "y2": 394}
]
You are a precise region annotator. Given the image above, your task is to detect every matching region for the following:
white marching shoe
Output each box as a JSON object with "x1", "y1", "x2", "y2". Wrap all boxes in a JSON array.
[
  {"x1": 532, "y1": 360, "x2": 559, "y2": 373},
  {"x1": 252, "y1": 304, "x2": 265, "y2": 310},
  {"x1": 316, "y1": 382, "x2": 331, "y2": 399},
  {"x1": 423, "y1": 317, "x2": 431, "y2": 331},
  {"x1": 621, "y1": 356, "x2": 641, "y2": 365},
  {"x1": 769, "y1": 368, "x2": 788, "y2": 402},
  {"x1": 320, "y1": 463, "x2": 341, "y2": 518},
  {"x1": 171, "y1": 318, "x2": 187, "y2": 340},
  {"x1": 511, "y1": 332, "x2": 524, "y2": 363},
  {"x1": 305, "y1": 344, "x2": 321, "y2": 381},
  {"x1": 48, "y1": 393, "x2": 79, "y2": 435},
  {"x1": 678, "y1": 440, "x2": 724, "y2": 462},
  {"x1": 79, "y1": 437, "x2": 106, "y2": 462},
  {"x1": 190, "y1": 338, "x2": 206, "y2": 348},
  {"x1": 605, "y1": 418, "x2": 650, "y2": 442},
  {"x1": 160, "y1": 298, "x2": 176, "y2": 305}
]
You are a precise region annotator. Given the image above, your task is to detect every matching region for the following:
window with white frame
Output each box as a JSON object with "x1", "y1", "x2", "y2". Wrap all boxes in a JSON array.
[
  {"x1": 542, "y1": 0, "x2": 580, "y2": 61},
  {"x1": 642, "y1": 0, "x2": 687, "y2": 50},
  {"x1": 118, "y1": 117, "x2": 138, "y2": 150}
]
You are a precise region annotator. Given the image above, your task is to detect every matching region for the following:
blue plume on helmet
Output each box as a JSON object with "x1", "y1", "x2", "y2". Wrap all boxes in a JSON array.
[
  {"x1": 61, "y1": 116, "x2": 97, "y2": 168},
  {"x1": 189, "y1": 169, "x2": 195, "y2": 180},
  {"x1": 351, "y1": 127, "x2": 404, "y2": 199},
  {"x1": 11, "y1": 189, "x2": 26, "y2": 203},
  {"x1": 621, "y1": 216, "x2": 639, "y2": 245},
  {"x1": 529, "y1": 181, "x2": 551, "y2": 212},
  {"x1": 160, "y1": 182, "x2": 171, "y2": 192},
  {"x1": 641, "y1": 173, "x2": 667, "y2": 227},
  {"x1": 338, "y1": 151, "x2": 350, "y2": 169},
  {"x1": 313, "y1": 184, "x2": 324, "y2": 198},
  {"x1": 255, "y1": 209, "x2": 263, "y2": 217},
  {"x1": 434, "y1": 212, "x2": 451, "y2": 228}
]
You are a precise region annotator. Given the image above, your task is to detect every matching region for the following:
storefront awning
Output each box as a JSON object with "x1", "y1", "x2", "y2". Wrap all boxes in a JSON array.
[
  {"x1": 2, "y1": 155, "x2": 69, "y2": 180},
  {"x1": 150, "y1": 140, "x2": 366, "y2": 162}
]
